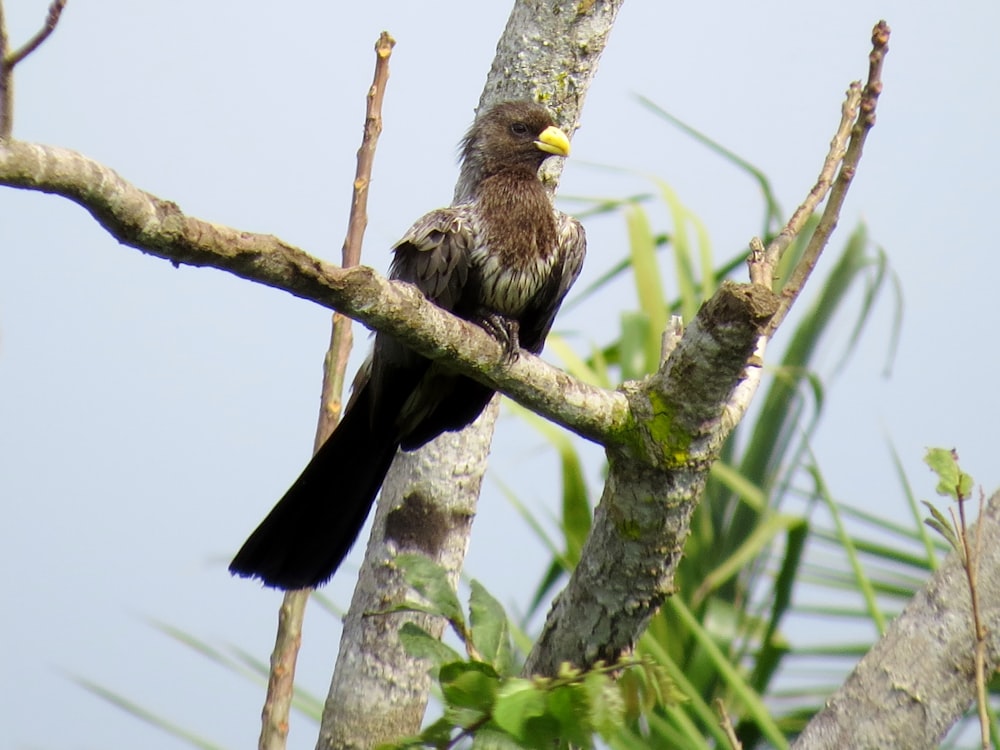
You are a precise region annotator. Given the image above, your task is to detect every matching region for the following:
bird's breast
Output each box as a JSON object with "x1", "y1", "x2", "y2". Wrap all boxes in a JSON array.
[{"x1": 468, "y1": 240, "x2": 558, "y2": 316}]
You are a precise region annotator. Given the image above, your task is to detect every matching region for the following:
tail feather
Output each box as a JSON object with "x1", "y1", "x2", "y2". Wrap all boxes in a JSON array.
[{"x1": 229, "y1": 385, "x2": 398, "y2": 589}]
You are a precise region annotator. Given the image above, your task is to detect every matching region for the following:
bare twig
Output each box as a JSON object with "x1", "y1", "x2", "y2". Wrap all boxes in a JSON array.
[
  {"x1": 756, "y1": 20, "x2": 890, "y2": 336},
  {"x1": 257, "y1": 32, "x2": 395, "y2": 750},
  {"x1": 716, "y1": 699, "x2": 744, "y2": 750},
  {"x1": 793, "y1": 490, "x2": 1000, "y2": 749},
  {"x1": 6, "y1": 0, "x2": 66, "y2": 67},
  {"x1": 258, "y1": 592, "x2": 307, "y2": 750},
  {"x1": 0, "y1": 0, "x2": 67, "y2": 138},
  {"x1": 314, "y1": 31, "x2": 395, "y2": 447},
  {"x1": 747, "y1": 84, "x2": 860, "y2": 288},
  {"x1": 952, "y1": 486, "x2": 990, "y2": 749},
  {"x1": 1, "y1": 3, "x2": 13, "y2": 139}
]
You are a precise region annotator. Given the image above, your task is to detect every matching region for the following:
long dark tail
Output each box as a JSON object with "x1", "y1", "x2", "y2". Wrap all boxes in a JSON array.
[{"x1": 229, "y1": 383, "x2": 398, "y2": 590}]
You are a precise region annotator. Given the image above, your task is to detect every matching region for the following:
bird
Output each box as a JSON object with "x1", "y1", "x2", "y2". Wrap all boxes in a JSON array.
[{"x1": 229, "y1": 100, "x2": 587, "y2": 589}]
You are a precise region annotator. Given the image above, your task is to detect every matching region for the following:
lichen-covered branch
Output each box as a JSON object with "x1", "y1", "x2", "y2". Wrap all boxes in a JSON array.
[
  {"x1": 317, "y1": 2, "x2": 625, "y2": 746},
  {"x1": 0, "y1": 139, "x2": 626, "y2": 444},
  {"x1": 525, "y1": 283, "x2": 780, "y2": 674},
  {"x1": 524, "y1": 20, "x2": 889, "y2": 680},
  {"x1": 792, "y1": 491, "x2": 1000, "y2": 750}
]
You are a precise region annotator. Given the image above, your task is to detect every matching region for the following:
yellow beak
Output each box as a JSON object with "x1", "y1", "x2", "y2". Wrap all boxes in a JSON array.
[{"x1": 535, "y1": 125, "x2": 571, "y2": 157}]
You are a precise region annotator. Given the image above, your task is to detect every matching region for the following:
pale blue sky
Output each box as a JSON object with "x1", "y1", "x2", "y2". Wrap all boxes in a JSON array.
[{"x1": 2, "y1": 2, "x2": 999, "y2": 748}]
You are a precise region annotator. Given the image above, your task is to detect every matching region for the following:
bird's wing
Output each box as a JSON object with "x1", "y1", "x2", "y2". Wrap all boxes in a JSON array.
[
  {"x1": 518, "y1": 212, "x2": 587, "y2": 353},
  {"x1": 389, "y1": 206, "x2": 477, "y2": 312},
  {"x1": 361, "y1": 207, "x2": 479, "y2": 428}
]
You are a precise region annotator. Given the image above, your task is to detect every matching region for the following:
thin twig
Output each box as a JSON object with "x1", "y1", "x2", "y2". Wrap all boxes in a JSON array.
[
  {"x1": 747, "y1": 83, "x2": 860, "y2": 288},
  {"x1": 257, "y1": 32, "x2": 395, "y2": 750},
  {"x1": 6, "y1": 0, "x2": 66, "y2": 67},
  {"x1": 759, "y1": 20, "x2": 890, "y2": 336},
  {"x1": 0, "y1": 0, "x2": 68, "y2": 138},
  {"x1": 0, "y1": 3, "x2": 12, "y2": 138},
  {"x1": 313, "y1": 31, "x2": 395, "y2": 446},
  {"x1": 715, "y1": 699, "x2": 744, "y2": 750},
  {"x1": 955, "y1": 487, "x2": 990, "y2": 749}
]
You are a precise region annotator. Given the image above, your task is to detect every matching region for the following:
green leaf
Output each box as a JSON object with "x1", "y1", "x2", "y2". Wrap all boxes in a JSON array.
[
  {"x1": 380, "y1": 717, "x2": 454, "y2": 749},
  {"x1": 636, "y1": 659, "x2": 686, "y2": 709},
  {"x1": 469, "y1": 581, "x2": 512, "y2": 673},
  {"x1": 810, "y1": 462, "x2": 887, "y2": 635},
  {"x1": 618, "y1": 311, "x2": 652, "y2": 380},
  {"x1": 708, "y1": 461, "x2": 766, "y2": 512},
  {"x1": 397, "y1": 622, "x2": 462, "y2": 671},
  {"x1": 887, "y1": 441, "x2": 941, "y2": 571},
  {"x1": 492, "y1": 679, "x2": 547, "y2": 741},
  {"x1": 693, "y1": 513, "x2": 805, "y2": 605},
  {"x1": 653, "y1": 178, "x2": 703, "y2": 323},
  {"x1": 583, "y1": 670, "x2": 625, "y2": 740},
  {"x1": 546, "y1": 682, "x2": 594, "y2": 749},
  {"x1": 470, "y1": 725, "x2": 525, "y2": 749},
  {"x1": 417, "y1": 717, "x2": 455, "y2": 747},
  {"x1": 440, "y1": 661, "x2": 500, "y2": 715},
  {"x1": 395, "y1": 553, "x2": 465, "y2": 629},
  {"x1": 625, "y1": 203, "x2": 667, "y2": 373},
  {"x1": 70, "y1": 676, "x2": 227, "y2": 750},
  {"x1": 510, "y1": 403, "x2": 592, "y2": 564},
  {"x1": 921, "y1": 500, "x2": 959, "y2": 552},
  {"x1": 636, "y1": 95, "x2": 783, "y2": 237},
  {"x1": 666, "y1": 597, "x2": 789, "y2": 750},
  {"x1": 545, "y1": 334, "x2": 609, "y2": 388},
  {"x1": 924, "y1": 447, "x2": 975, "y2": 500}
]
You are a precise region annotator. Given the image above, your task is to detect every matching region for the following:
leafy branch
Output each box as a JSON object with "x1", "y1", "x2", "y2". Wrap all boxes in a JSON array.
[
  {"x1": 923, "y1": 448, "x2": 994, "y2": 749},
  {"x1": 388, "y1": 554, "x2": 682, "y2": 749}
]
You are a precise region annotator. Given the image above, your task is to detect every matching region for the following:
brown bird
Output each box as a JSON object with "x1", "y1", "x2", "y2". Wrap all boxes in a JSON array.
[{"x1": 229, "y1": 100, "x2": 586, "y2": 589}]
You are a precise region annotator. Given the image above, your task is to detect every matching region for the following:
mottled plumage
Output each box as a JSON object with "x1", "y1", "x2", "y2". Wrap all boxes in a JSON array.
[{"x1": 230, "y1": 101, "x2": 586, "y2": 589}]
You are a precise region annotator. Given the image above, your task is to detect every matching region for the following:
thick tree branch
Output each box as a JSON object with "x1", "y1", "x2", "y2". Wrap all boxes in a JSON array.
[
  {"x1": 0, "y1": 5, "x2": 894, "y2": 745},
  {"x1": 318, "y1": 3, "x2": 625, "y2": 747},
  {"x1": 793, "y1": 491, "x2": 1000, "y2": 750},
  {"x1": 524, "y1": 21, "x2": 888, "y2": 677},
  {"x1": 525, "y1": 283, "x2": 780, "y2": 674},
  {"x1": 0, "y1": 139, "x2": 627, "y2": 443}
]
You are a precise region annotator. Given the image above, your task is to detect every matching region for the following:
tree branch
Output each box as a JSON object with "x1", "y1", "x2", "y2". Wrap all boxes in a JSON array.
[
  {"x1": 524, "y1": 21, "x2": 889, "y2": 677},
  {"x1": 258, "y1": 31, "x2": 398, "y2": 750},
  {"x1": 525, "y1": 283, "x2": 780, "y2": 674},
  {"x1": 5, "y1": 0, "x2": 65, "y2": 67},
  {"x1": 0, "y1": 138, "x2": 627, "y2": 443},
  {"x1": 0, "y1": 6, "x2": 893, "y2": 745},
  {"x1": 317, "y1": 2, "x2": 625, "y2": 746},
  {"x1": 793, "y1": 491, "x2": 1000, "y2": 749},
  {"x1": 764, "y1": 20, "x2": 889, "y2": 335},
  {"x1": 0, "y1": 0, "x2": 67, "y2": 138}
]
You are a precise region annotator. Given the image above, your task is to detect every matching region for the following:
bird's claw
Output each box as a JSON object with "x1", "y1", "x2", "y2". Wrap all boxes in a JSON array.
[{"x1": 478, "y1": 313, "x2": 520, "y2": 364}]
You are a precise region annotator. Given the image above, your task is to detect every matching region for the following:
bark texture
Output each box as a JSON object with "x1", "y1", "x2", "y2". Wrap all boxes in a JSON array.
[
  {"x1": 525, "y1": 283, "x2": 780, "y2": 675},
  {"x1": 792, "y1": 491, "x2": 1000, "y2": 750},
  {"x1": 318, "y1": 1, "x2": 625, "y2": 746}
]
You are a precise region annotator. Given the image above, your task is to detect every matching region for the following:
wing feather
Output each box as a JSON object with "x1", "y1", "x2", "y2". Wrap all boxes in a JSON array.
[{"x1": 389, "y1": 207, "x2": 477, "y2": 312}]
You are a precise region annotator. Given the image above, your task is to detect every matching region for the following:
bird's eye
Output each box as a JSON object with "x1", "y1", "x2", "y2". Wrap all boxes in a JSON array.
[{"x1": 510, "y1": 122, "x2": 529, "y2": 136}]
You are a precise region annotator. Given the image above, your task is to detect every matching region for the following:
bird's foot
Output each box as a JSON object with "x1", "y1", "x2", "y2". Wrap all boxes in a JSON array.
[{"x1": 477, "y1": 313, "x2": 520, "y2": 364}]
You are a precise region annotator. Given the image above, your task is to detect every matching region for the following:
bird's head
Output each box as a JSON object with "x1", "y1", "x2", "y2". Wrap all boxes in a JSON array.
[{"x1": 459, "y1": 100, "x2": 571, "y2": 181}]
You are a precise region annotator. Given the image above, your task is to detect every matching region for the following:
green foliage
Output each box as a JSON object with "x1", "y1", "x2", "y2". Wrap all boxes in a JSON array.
[
  {"x1": 921, "y1": 448, "x2": 977, "y2": 558},
  {"x1": 389, "y1": 556, "x2": 681, "y2": 749},
  {"x1": 924, "y1": 447, "x2": 975, "y2": 503},
  {"x1": 84, "y1": 99, "x2": 990, "y2": 750},
  {"x1": 515, "y1": 102, "x2": 907, "y2": 747}
]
